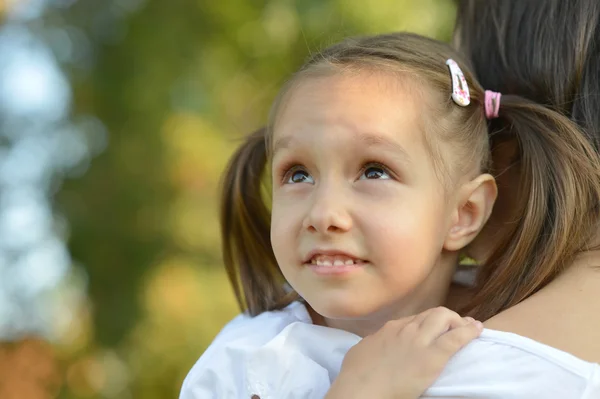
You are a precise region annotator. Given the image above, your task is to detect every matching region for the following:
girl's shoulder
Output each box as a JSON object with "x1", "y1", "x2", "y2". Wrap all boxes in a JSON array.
[
  {"x1": 209, "y1": 300, "x2": 313, "y2": 345},
  {"x1": 424, "y1": 329, "x2": 600, "y2": 399},
  {"x1": 180, "y1": 301, "x2": 357, "y2": 399},
  {"x1": 186, "y1": 301, "x2": 312, "y2": 369}
]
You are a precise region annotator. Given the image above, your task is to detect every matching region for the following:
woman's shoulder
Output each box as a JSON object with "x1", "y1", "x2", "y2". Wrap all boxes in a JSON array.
[
  {"x1": 424, "y1": 328, "x2": 600, "y2": 398},
  {"x1": 475, "y1": 329, "x2": 600, "y2": 373}
]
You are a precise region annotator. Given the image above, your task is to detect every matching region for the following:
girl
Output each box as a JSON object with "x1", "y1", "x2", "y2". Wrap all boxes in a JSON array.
[
  {"x1": 333, "y1": 1, "x2": 600, "y2": 398},
  {"x1": 180, "y1": 31, "x2": 600, "y2": 398}
]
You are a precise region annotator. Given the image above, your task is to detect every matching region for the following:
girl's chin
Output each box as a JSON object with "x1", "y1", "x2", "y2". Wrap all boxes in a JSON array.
[{"x1": 308, "y1": 300, "x2": 377, "y2": 322}]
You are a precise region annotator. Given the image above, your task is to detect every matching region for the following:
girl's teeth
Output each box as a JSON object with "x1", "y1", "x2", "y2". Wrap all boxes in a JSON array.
[{"x1": 311, "y1": 256, "x2": 362, "y2": 266}]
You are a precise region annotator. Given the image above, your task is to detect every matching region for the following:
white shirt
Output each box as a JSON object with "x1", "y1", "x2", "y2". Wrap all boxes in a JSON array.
[
  {"x1": 180, "y1": 301, "x2": 600, "y2": 399},
  {"x1": 423, "y1": 329, "x2": 600, "y2": 398}
]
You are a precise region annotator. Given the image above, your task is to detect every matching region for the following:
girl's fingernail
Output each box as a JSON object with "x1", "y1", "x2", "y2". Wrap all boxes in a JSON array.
[
  {"x1": 474, "y1": 321, "x2": 484, "y2": 330},
  {"x1": 464, "y1": 317, "x2": 475, "y2": 323}
]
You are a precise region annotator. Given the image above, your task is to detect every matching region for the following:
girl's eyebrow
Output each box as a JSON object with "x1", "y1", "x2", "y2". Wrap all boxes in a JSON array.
[
  {"x1": 272, "y1": 131, "x2": 412, "y2": 164},
  {"x1": 357, "y1": 132, "x2": 412, "y2": 165},
  {"x1": 272, "y1": 135, "x2": 293, "y2": 157}
]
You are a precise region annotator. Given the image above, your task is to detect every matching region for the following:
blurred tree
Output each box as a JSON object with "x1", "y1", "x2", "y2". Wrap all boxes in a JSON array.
[{"x1": 0, "y1": 338, "x2": 61, "y2": 399}]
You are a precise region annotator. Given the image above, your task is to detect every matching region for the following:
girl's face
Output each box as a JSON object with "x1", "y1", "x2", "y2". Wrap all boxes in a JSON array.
[{"x1": 270, "y1": 72, "x2": 463, "y2": 330}]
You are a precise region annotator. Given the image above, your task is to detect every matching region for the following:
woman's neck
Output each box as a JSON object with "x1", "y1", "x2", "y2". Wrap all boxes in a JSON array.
[{"x1": 483, "y1": 248, "x2": 600, "y2": 362}]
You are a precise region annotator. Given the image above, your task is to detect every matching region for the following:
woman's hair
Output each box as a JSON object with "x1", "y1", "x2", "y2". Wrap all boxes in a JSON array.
[
  {"x1": 454, "y1": 0, "x2": 600, "y2": 317},
  {"x1": 220, "y1": 32, "x2": 600, "y2": 320},
  {"x1": 454, "y1": 0, "x2": 600, "y2": 150}
]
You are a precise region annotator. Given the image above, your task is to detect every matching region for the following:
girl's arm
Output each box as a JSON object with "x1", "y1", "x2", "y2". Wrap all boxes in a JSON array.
[{"x1": 325, "y1": 307, "x2": 483, "y2": 399}]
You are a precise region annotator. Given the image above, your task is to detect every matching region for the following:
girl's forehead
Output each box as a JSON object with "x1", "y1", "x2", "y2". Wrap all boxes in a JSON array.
[
  {"x1": 273, "y1": 72, "x2": 428, "y2": 139},
  {"x1": 269, "y1": 72, "x2": 436, "y2": 172}
]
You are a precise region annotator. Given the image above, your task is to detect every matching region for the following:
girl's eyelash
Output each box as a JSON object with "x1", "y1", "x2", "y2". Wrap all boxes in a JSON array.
[
  {"x1": 359, "y1": 161, "x2": 393, "y2": 176},
  {"x1": 278, "y1": 162, "x2": 304, "y2": 183},
  {"x1": 276, "y1": 161, "x2": 395, "y2": 182}
]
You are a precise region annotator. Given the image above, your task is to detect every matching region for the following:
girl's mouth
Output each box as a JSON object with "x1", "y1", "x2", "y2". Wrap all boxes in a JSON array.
[
  {"x1": 305, "y1": 253, "x2": 368, "y2": 276},
  {"x1": 308, "y1": 254, "x2": 366, "y2": 266}
]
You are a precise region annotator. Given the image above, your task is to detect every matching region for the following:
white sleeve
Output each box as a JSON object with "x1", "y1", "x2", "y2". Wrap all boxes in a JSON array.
[
  {"x1": 179, "y1": 321, "x2": 334, "y2": 399},
  {"x1": 180, "y1": 340, "x2": 332, "y2": 399},
  {"x1": 179, "y1": 314, "x2": 253, "y2": 399},
  {"x1": 179, "y1": 304, "x2": 336, "y2": 399},
  {"x1": 424, "y1": 330, "x2": 600, "y2": 399},
  {"x1": 582, "y1": 365, "x2": 600, "y2": 399},
  {"x1": 243, "y1": 324, "x2": 334, "y2": 399},
  {"x1": 180, "y1": 367, "x2": 243, "y2": 399}
]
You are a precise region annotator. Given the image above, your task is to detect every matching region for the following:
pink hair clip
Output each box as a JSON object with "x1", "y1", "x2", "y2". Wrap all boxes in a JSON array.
[
  {"x1": 484, "y1": 90, "x2": 501, "y2": 119},
  {"x1": 445, "y1": 59, "x2": 471, "y2": 107}
]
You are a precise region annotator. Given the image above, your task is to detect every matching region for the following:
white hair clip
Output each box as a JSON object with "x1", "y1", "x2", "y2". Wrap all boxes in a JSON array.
[{"x1": 445, "y1": 59, "x2": 470, "y2": 107}]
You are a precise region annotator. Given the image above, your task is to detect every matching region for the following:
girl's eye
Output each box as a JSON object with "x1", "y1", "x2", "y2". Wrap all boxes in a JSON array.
[
  {"x1": 285, "y1": 169, "x2": 314, "y2": 184},
  {"x1": 360, "y1": 164, "x2": 391, "y2": 180}
]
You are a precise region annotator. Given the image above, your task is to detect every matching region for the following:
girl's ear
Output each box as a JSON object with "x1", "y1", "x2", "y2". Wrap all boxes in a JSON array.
[{"x1": 444, "y1": 174, "x2": 497, "y2": 251}]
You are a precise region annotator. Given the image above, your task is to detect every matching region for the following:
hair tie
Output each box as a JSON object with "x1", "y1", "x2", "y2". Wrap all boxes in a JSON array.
[{"x1": 484, "y1": 90, "x2": 501, "y2": 119}]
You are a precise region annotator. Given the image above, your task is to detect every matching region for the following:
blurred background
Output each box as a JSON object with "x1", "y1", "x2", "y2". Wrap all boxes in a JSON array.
[{"x1": 0, "y1": 0, "x2": 456, "y2": 398}]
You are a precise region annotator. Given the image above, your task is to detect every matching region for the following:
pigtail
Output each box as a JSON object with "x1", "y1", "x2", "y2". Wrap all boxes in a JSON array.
[
  {"x1": 465, "y1": 95, "x2": 600, "y2": 320},
  {"x1": 220, "y1": 127, "x2": 297, "y2": 315}
]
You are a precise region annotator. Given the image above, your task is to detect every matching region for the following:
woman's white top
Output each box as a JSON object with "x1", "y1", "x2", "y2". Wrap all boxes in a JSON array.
[{"x1": 179, "y1": 301, "x2": 600, "y2": 399}]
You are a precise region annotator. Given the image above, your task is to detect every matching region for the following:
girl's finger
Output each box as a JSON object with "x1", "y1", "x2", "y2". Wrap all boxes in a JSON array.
[
  {"x1": 418, "y1": 308, "x2": 467, "y2": 343},
  {"x1": 410, "y1": 307, "x2": 449, "y2": 326},
  {"x1": 433, "y1": 321, "x2": 483, "y2": 356},
  {"x1": 384, "y1": 308, "x2": 442, "y2": 340},
  {"x1": 378, "y1": 314, "x2": 419, "y2": 337}
]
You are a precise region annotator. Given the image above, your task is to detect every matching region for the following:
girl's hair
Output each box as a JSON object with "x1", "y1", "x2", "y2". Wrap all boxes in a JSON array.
[
  {"x1": 220, "y1": 32, "x2": 600, "y2": 320},
  {"x1": 220, "y1": 127, "x2": 298, "y2": 313}
]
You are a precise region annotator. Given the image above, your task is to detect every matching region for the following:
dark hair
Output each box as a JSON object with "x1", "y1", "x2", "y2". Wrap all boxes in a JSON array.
[
  {"x1": 221, "y1": 32, "x2": 600, "y2": 320},
  {"x1": 454, "y1": 0, "x2": 600, "y2": 150},
  {"x1": 454, "y1": 0, "x2": 600, "y2": 318}
]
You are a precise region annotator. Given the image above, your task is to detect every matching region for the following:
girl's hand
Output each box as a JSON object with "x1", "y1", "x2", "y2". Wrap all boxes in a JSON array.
[{"x1": 326, "y1": 307, "x2": 483, "y2": 399}]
